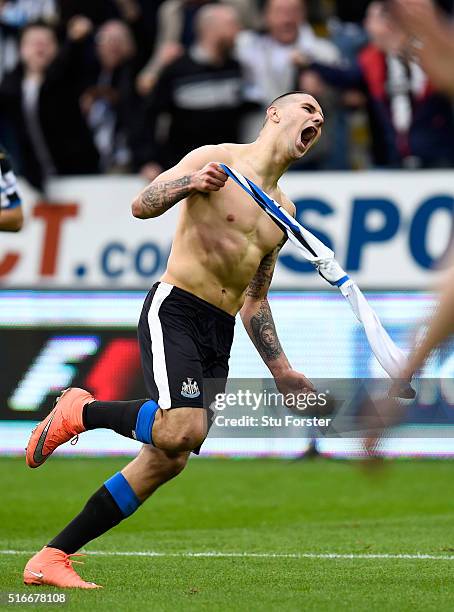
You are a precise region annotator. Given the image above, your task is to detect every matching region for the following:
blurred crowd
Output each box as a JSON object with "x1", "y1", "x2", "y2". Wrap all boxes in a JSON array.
[{"x1": 1, "y1": 0, "x2": 454, "y2": 191}]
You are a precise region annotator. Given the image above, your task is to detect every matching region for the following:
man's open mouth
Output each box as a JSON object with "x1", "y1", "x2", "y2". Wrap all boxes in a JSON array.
[{"x1": 300, "y1": 126, "x2": 318, "y2": 147}]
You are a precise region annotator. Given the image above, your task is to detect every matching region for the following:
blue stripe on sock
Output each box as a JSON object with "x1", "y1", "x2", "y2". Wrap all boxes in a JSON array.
[
  {"x1": 135, "y1": 399, "x2": 159, "y2": 444},
  {"x1": 104, "y1": 472, "x2": 140, "y2": 517}
]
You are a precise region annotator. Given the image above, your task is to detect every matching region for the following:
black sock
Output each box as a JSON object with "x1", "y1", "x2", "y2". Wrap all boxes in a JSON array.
[
  {"x1": 47, "y1": 485, "x2": 124, "y2": 554},
  {"x1": 82, "y1": 399, "x2": 148, "y2": 439}
]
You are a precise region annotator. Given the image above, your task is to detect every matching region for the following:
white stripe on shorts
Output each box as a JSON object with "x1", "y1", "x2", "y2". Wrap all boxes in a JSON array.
[{"x1": 147, "y1": 282, "x2": 174, "y2": 409}]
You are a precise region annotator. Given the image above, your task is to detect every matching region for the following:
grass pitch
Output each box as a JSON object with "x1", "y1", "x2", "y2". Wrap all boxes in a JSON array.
[{"x1": 1, "y1": 456, "x2": 454, "y2": 611}]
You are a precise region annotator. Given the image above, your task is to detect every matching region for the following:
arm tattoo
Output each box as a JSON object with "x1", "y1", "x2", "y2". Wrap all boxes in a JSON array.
[
  {"x1": 250, "y1": 299, "x2": 283, "y2": 361},
  {"x1": 140, "y1": 175, "x2": 192, "y2": 216},
  {"x1": 246, "y1": 249, "x2": 276, "y2": 299},
  {"x1": 245, "y1": 237, "x2": 286, "y2": 299}
]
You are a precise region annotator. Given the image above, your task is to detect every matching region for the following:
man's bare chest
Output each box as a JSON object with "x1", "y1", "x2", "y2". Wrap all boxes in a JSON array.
[{"x1": 201, "y1": 179, "x2": 286, "y2": 253}]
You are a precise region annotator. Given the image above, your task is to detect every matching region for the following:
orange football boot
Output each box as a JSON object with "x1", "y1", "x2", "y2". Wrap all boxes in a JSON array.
[
  {"x1": 24, "y1": 547, "x2": 101, "y2": 589},
  {"x1": 26, "y1": 388, "x2": 94, "y2": 468}
]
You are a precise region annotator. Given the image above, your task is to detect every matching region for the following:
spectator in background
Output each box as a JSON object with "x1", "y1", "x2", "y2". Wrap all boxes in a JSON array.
[
  {"x1": 136, "y1": 0, "x2": 261, "y2": 96},
  {"x1": 236, "y1": 0, "x2": 339, "y2": 106},
  {"x1": 136, "y1": 0, "x2": 213, "y2": 97},
  {"x1": 0, "y1": 18, "x2": 99, "y2": 191},
  {"x1": 327, "y1": 0, "x2": 369, "y2": 65},
  {"x1": 137, "y1": 4, "x2": 245, "y2": 181},
  {"x1": 80, "y1": 19, "x2": 147, "y2": 172},
  {"x1": 236, "y1": 0, "x2": 340, "y2": 163},
  {"x1": 0, "y1": 0, "x2": 58, "y2": 79},
  {"x1": 57, "y1": 0, "x2": 153, "y2": 70},
  {"x1": 0, "y1": 143, "x2": 23, "y2": 231},
  {"x1": 303, "y1": 1, "x2": 454, "y2": 168}
]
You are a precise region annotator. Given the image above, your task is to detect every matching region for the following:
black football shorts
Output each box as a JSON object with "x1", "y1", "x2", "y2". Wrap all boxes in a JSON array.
[{"x1": 138, "y1": 282, "x2": 235, "y2": 414}]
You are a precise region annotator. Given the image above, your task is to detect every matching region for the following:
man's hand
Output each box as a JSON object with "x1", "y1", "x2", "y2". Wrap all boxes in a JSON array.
[
  {"x1": 136, "y1": 43, "x2": 184, "y2": 96},
  {"x1": 290, "y1": 50, "x2": 310, "y2": 68},
  {"x1": 67, "y1": 15, "x2": 93, "y2": 41},
  {"x1": 275, "y1": 369, "x2": 315, "y2": 403},
  {"x1": 191, "y1": 162, "x2": 228, "y2": 193}
]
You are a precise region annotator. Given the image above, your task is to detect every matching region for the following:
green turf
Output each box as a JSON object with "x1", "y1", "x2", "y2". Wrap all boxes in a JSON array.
[{"x1": 1, "y1": 457, "x2": 454, "y2": 611}]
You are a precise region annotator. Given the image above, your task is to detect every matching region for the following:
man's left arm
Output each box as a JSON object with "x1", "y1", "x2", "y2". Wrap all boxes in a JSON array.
[{"x1": 240, "y1": 239, "x2": 314, "y2": 395}]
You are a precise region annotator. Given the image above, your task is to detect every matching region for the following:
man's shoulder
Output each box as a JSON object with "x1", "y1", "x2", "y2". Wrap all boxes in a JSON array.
[{"x1": 186, "y1": 143, "x2": 239, "y2": 165}]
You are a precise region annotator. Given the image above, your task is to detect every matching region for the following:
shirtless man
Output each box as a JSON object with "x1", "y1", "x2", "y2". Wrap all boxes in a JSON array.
[{"x1": 23, "y1": 91, "x2": 324, "y2": 589}]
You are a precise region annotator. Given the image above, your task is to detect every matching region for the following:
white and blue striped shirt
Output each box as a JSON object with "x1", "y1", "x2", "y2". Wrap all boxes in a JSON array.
[{"x1": 0, "y1": 147, "x2": 22, "y2": 210}]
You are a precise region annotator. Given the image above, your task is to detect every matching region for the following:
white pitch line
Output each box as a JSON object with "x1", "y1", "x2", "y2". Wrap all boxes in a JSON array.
[{"x1": 1, "y1": 550, "x2": 454, "y2": 561}]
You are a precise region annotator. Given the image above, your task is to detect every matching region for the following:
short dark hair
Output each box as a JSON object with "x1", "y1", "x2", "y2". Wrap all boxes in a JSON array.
[
  {"x1": 268, "y1": 91, "x2": 307, "y2": 107},
  {"x1": 263, "y1": 91, "x2": 308, "y2": 125}
]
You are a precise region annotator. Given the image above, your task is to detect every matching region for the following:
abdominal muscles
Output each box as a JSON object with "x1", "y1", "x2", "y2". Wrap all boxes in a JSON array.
[{"x1": 165, "y1": 220, "x2": 263, "y2": 314}]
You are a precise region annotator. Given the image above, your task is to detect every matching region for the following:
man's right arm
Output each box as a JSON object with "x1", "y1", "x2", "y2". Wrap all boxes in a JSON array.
[
  {"x1": 0, "y1": 207, "x2": 23, "y2": 232},
  {"x1": 131, "y1": 146, "x2": 229, "y2": 219}
]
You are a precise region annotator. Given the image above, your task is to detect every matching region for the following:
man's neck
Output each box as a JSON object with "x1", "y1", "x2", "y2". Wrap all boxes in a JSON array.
[
  {"x1": 24, "y1": 67, "x2": 44, "y2": 79},
  {"x1": 241, "y1": 134, "x2": 292, "y2": 190}
]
